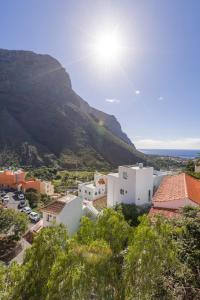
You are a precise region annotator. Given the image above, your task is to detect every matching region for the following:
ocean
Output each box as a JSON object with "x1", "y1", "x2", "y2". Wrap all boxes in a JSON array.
[{"x1": 139, "y1": 149, "x2": 200, "y2": 159}]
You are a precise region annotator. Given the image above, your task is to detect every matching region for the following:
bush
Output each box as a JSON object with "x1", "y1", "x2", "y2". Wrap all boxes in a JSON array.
[
  {"x1": 25, "y1": 191, "x2": 40, "y2": 208},
  {"x1": 115, "y1": 203, "x2": 150, "y2": 226}
]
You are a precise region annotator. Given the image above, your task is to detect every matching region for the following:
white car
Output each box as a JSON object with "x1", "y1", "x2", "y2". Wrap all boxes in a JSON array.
[
  {"x1": 29, "y1": 212, "x2": 40, "y2": 223},
  {"x1": 18, "y1": 193, "x2": 25, "y2": 200},
  {"x1": 3, "y1": 195, "x2": 9, "y2": 202},
  {"x1": 21, "y1": 206, "x2": 32, "y2": 214}
]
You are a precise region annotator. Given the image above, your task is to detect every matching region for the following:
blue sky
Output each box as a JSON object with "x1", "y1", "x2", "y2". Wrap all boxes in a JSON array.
[{"x1": 1, "y1": 0, "x2": 200, "y2": 149}]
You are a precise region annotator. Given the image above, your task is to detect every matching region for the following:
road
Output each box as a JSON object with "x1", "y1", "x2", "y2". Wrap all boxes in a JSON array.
[{"x1": 5, "y1": 192, "x2": 20, "y2": 210}]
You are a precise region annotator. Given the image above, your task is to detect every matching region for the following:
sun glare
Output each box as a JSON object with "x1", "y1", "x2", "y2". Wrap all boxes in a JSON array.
[{"x1": 92, "y1": 31, "x2": 123, "y2": 66}]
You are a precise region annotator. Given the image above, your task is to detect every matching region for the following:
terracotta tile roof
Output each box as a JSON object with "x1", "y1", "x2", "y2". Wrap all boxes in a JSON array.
[
  {"x1": 153, "y1": 173, "x2": 200, "y2": 206},
  {"x1": 93, "y1": 196, "x2": 107, "y2": 211},
  {"x1": 149, "y1": 207, "x2": 180, "y2": 218},
  {"x1": 98, "y1": 178, "x2": 106, "y2": 185},
  {"x1": 41, "y1": 200, "x2": 65, "y2": 215},
  {"x1": 153, "y1": 173, "x2": 187, "y2": 202},
  {"x1": 185, "y1": 174, "x2": 200, "y2": 205}
]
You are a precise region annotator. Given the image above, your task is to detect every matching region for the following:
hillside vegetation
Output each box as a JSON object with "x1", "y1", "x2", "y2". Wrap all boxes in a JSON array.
[{"x1": 0, "y1": 206, "x2": 200, "y2": 299}]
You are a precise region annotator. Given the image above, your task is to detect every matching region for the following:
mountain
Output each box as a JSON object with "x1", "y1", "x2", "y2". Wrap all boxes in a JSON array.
[{"x1": 0, "y1": 49, "x2": 145, "y2": 168}]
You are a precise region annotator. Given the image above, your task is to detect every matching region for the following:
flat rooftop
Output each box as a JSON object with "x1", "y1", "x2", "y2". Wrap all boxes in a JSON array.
[
  {"x1": 58, "y1": 194, "x2": 77, "y2": 203},
  {"x1": 108, "y1": 173, "x2": 119, "y2": 177},
  {"x1": 120, "y1": 165, "x2": 152, "y2": 170}
]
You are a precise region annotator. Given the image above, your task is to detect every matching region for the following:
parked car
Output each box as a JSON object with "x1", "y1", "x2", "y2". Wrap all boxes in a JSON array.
[
  {"x1": 0, "y1": 190, "x2": 6, "y2": 197},
  {"x1": 29, "y1": 212, "x2": 40, "y2": 223},
  {"x1": 3, "y1": 195, "x2": 9, "y2": 202},
  {"x1": 18, "y1": 193, "x2": 25, "y2": 200},
  {"x1": 18, "y1": 200, "x2": 26, "y2": 209},
  {"x1": 21, "y1": 206, "x2": 32, "y2": 214}
]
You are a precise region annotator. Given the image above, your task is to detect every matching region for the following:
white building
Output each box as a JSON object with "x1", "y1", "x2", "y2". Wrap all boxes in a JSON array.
[
  {"x1": 195, "y1": 164, "x2": 200, "y2": 173},
  {"x1": 41, "y1": 195, "x2": 83, "y2": 235},
  {"x1": 78, "y1": 172, "x2": 107, "y2": 201},
  {"x1": 153, "y1": 170, "x2": 172, "y2": 193},
  {"x1": 107, "y1": 163, "x2": 154, "y2": 207},
  {"x1": 40, "y1": 181, "x2": 54, "y2": 196}
]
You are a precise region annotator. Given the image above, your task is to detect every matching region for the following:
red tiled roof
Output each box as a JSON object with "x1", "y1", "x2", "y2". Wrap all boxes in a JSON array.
[
  {"x1": 153, "y1": 173, "x2": 200, "y2": 206},
  {"x1": 98, "y1": 178, "x2": 106, "y2": 185},
  {"x1": 185, "y1": 174, "x2": 200, "y2": 205},
  {"x1": 149, "y1": 207, "x2": 180, "y2": 218},
  {"x1": 153, "y1": 173, "x2": 187, "y2": 202},
  {"x1": 41, "y1": 201, "x2": 65, "y2": 215}
]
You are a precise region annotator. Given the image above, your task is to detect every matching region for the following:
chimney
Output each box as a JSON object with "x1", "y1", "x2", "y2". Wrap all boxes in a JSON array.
[{"x1": 139, "y1": 163, "x2": 143, "y2": 169}]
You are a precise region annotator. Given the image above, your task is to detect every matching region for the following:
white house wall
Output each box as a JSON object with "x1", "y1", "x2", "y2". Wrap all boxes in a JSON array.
[
  {"x1": 135, "y1": 167, "x2": 153, "y2": 206},
  {"x1": 118, "y1": 166, "x2": 137, "y2": 205},
  {"x1": 107, "y1": 174, "x2": 120, "y2": 207},
  {"x1": 58, "y1": 197, "x2": 83, "y2": 236}
]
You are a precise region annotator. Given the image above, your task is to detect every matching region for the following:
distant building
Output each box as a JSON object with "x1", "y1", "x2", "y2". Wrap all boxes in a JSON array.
[
  {"x1": 0, "y1": 169, "x2": 54, "y2": 195},
  {"x1": 0, "y1": 170, "x2": 26, "y2": 189},
  {"x1": 41, "y1": 195, "x2": 83, "y2": 235},
  {"x1": 149, "y1": 173, "x2": 200, "y2": 218},
  {"x1": 107, "y1": 163, "x2": 154, "y2": 207},
  {"x1": 78, "y1": 172, "x2": 107, "y2": 201},
  {"x1": 21, "y1": 180, "x2": 54, "y2": 196},
  {"x1": 195, "y1": 164, "x2": 200, "y2": 173}
]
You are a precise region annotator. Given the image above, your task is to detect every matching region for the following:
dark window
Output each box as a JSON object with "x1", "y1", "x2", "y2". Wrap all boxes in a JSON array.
[
  {"x1": 120, "y1": 189, "x2": 124, "y2": 195},
  {"x1": 148, "y1": 190, "x2": 151, "y2": 202}
]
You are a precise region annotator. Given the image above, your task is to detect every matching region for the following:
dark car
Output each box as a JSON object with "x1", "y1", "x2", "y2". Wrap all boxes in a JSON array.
[{"x1": 18, "y1": 200, "x2": 26, "y2": 209}]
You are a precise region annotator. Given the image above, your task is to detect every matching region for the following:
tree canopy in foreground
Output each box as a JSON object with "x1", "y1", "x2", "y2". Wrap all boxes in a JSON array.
[{"x1": 0, "y1": 207, "x2": 200, "y2": 300}]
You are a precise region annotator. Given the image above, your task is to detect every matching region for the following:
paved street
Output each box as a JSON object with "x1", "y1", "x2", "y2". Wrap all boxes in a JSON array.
[{"x1": 5, "y1": 192, "x2": 19, "y2": 210}]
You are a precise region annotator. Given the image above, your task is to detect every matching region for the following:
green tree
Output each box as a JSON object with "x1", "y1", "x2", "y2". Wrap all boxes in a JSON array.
[
  {"x1": 0, "y1": 208, "x2": 28, "y2": 241},
  {"x1": 8, "y1": 225, "x2": 69, "y2": 300},
  {"x1": 124, "y1": 215, "x2": 180, "y2": 300},
  {"x1": 116, "y1": 203, "x2": 150, "y2": 227},
  {"x1": 186, "y1": 160, "x2": 195, "y2": 172},
  {"x1": 95, "y1": 208, "x2": 131, "y2": 254},
  {"x1": 47, "y1": 239, "x2": 116, "y2": 300},
  {"x1": 25, "y1": 190, "x2": 40, "y2": 208},
  {"x1": 76, "y1": 208, "x2": 131, "y2": 255}
]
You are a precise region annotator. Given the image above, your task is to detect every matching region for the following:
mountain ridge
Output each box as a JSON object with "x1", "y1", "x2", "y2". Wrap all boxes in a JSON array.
[{"x1": 0, "y1": 49, "x2": 145, "y2": 168}]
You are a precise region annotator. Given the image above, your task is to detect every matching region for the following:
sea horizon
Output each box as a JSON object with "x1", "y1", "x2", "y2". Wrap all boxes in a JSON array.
[{"x1": 139, "y1": 149, "x2": 200, "y2": 159}]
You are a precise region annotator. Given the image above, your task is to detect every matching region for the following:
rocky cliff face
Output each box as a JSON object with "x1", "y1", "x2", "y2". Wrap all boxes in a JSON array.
[{"x1": 0, "y1": 49, "x2": 145, "y2": 168}]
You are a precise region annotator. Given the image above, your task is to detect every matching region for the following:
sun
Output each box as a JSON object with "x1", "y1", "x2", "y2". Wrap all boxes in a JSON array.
[{"x1": 92, "y1": 31, "x2": 122, "y2": 66}]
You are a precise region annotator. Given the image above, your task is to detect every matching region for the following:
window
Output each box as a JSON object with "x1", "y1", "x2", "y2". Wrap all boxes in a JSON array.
[
  {"x1": 125, "y1": 190, "x2": 127, "y2": 194},
  {"x1": 85, "y1": 190, "x2": 87, "y2": 194},
  {"x1": 79, "y1": 189, "x2": 81, "y2": 192},
  {"x1": 123, "y1": 172, "x2": 128, "y2": 179},
  {"x1": 89, "y1": 192, "x2": 91, "y2": 195},
  {"x1": 46, "y1": 214, "x2": 51, "y2": 222},
  {"x1": 95, "y1": 192, "x2": 97, "y2": 195},
  {"x1": 120, "y1": 189, "x2": 124, "y2": 195},
  {"x1": 148, "y1": 190, "x2": 151, "y2": 202}
]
